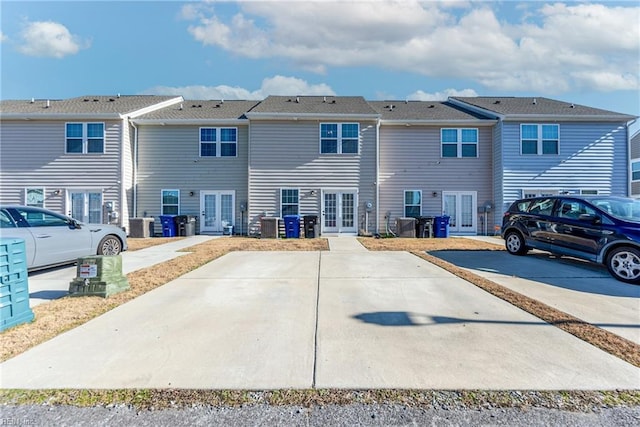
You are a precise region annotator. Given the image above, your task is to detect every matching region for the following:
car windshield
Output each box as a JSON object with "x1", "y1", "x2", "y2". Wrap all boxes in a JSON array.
[{"x1": 591, "y1": 197, "x2": 640, "y2": 223}]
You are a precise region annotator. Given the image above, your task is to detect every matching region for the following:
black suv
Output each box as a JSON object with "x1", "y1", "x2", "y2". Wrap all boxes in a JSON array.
[{"x1": 501, "y1": 195, "x2": 640, "y2": 283}]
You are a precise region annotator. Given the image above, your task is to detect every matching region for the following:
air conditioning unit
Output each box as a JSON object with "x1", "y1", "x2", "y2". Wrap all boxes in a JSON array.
[
  {"x1": 260, "y1": 217, "x2": 279, "y2": 239},
  {"x1": 396, "y1": 217, "x2": 416, "y2": 238}
]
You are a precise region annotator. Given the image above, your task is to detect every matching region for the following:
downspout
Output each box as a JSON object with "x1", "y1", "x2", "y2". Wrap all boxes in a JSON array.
[
  {"x1": 627, "y1": 119, "x2": 637, "y2": 197},
  {"x1": 131, "y1": 120, "x2": 139, "y2": 218},
  {"x1": 119, "y1": 117, "x2": 126, "y2": 228},
  {"x1": 375, "y1": 118, "x2": 381, "y2": 234}
]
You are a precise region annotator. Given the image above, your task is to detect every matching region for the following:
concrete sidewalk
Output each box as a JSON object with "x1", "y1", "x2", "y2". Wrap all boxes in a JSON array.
[
  {"x1": 27, "y1": 235, "x2": 218, "y2": 307},
  {"x1": 2, "y1": 237, "x2": 638, "y2": 389}
]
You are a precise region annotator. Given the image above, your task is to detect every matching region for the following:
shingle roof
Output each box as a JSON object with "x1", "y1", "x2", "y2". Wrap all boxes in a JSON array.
[
  {"x1": 134, "y1": 100, "x2": 259, "y2": 121},
  {"x1": 450, "y1": 96, "x2": 635, "y2": 119},
  {"x1": 368, "y1": 101, "x2": 490, "y2": 121},
  {"x1": 0, "y1": 95, "x2": 181, "y2": 117},
  {"x1": 248, "y1": 96, "x2": 378, "y2": 117}
]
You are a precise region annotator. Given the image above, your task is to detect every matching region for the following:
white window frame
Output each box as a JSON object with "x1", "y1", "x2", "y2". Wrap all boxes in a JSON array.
[
  {"x1": 520, "y1": 124, "x2": 559, "y2": 155},
  {"x1": 199, "y1": 127, "x2": 238, "y2": 157},
  {"x1": 25, "y1": 188, "x2": 45, "y2": 208},
  {"x1": 65, "y1": 122, "x2": 105, "y2": 154},
  {"x1": 440, "y1": 128, "x2": 478, "y2": 158},
  {"x1": 404, "y1": 190, "x2": 422, "y2": 218},
  {"x1": 319, "y1": 123, "x2": 359, "y2": 154},
  {"x1": 632, "y1": 160, "x2": 640, "y2": 182},
  {"x1": 161, "y1": 189, "x2": 180, "y2": 215},
  {"x1": 280, "y1": 188, "x2": 299, "y2": 216}
]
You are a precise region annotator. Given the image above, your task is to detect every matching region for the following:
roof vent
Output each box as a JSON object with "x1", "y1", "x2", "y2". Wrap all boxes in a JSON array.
[
  {"x1": 331, "y1": 99, "x2": 336, "y2": 104},
  {"x1": 93, "y1": 99, "x2": 99, "y2": 102},
  {"x1": 570, "y1": 103, "x2": 575, "y2": 108},
  {"x1": 323, "y1": 96, "x2": 326, "y2": 103},
  {"x1": 533, "y1": 98, "x2": 537, "y2": 105},
  {"x1": 493, "y1": 100, "x2": 501, "y2": 104},
  {"x1": 109, "y1": 98, "x2": 115, "y2": 102},
  {"x1": 215, "y1": 104, "x2": 221, "y2": 108},
  {"x1": 30, "y1": 98, "x2": 35, "y2": 104},
  {"x1": 428, "y1": 104, "x2": 435, "y2": 108},
  {"x1": 179, "y1": 103, "x2": 183, "y2": 110},
  {"x1": 220, "y1": 99, "x2": 224, "y2": 104},
  {"x1": 296, "y1": 96, "x2": 300, "y2": 103},
  {"x1": 83, "y1": 99, "x2": 89, "y2": 102},
  {"x1": 45, "y1": 100, "x2": 50, "y2": 108},
  {"x1": 117, "y1": 93, "x2": 121, "y2": 98},
  {"x1": 386, "y1": 104, "x2": 395, "y2": 111}
]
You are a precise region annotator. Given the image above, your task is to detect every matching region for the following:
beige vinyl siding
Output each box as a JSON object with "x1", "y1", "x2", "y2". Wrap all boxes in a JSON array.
[
  {"x1": 136, "y1": 124, "x2": 249, "y2": 234},
  {"x1": 0, "y1": 120, "x2": 122, "y2": 219},
  {"x1": 378, "y1": 125, "x2": 493, "y2": 235},
  {"x1": 248, "y1": 120, "x2": 377, "y2": 234}
]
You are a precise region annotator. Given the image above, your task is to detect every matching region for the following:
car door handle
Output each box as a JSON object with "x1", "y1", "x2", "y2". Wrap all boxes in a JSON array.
[{"x1": 34, "y1": 234, "x2": 52, "y2": 238}]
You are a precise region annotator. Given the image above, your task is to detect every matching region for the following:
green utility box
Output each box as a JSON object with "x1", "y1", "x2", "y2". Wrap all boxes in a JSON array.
[
  {"x1": 0, "y1": 238, "x2": 34, "y2": 331},
  {"x1": 69, "y1": 255, "x2": 129, "y2": 298}
]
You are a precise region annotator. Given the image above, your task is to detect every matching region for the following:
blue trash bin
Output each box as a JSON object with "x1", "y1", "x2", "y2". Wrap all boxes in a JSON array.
[
  {"x1": 159, "y1": 215, "x2": 177, "y2": 237},
  {"x1": 433, "y1": 215, "x2": 450, "y2": 238},
  {"x1": 283, "y1": 215, "x2": 300, "y2": 238}
]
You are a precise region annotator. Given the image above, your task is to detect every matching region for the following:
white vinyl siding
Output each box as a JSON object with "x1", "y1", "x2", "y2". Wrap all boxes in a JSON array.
[{"x1": 520, "y1": 124, "x2": 559, "y2": 155}]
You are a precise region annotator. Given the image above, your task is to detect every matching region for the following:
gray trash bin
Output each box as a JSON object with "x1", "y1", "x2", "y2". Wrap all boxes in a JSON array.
[{"x1": 129, "y1": 218, "x2": 155, "y2": 238}]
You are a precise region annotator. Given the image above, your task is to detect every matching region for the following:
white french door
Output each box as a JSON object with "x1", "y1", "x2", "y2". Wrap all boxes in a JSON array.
[
  {"x1": 442, "y1": 191, "x2": 477, "y2": 234},
  {"x1": 322, "y1": 190, "x2": 358, "y2": 234},
  {"x1": 200, "y1": 190, "x2": 235, "y2": 233},
  {"x1": 69, "y1": 191, "x2": 103, "y2": 223}
]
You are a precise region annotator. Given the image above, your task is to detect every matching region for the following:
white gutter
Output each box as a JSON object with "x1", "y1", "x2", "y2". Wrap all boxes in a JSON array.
[
  {"x1": 628, "y1": 119, "x2": 638, "y2": 197},
  {"x1": 119, "y1": 117, "x2": 127, "y2": 227},
  {"x1": 245, "y1": 112, "x2": 379, "y2": 120},
  {"x1": 130, "y1": 119, "x2": 249, "y2": 126},
  {"x1": 131, "y1": 120, "x2": 139, "y2": 218},
  {"x1": 380, "y1": 119, "x2": 498, "y2": 126},
  {"x1": 375, "y1": 118, "x2": 381, "y2": 234}
]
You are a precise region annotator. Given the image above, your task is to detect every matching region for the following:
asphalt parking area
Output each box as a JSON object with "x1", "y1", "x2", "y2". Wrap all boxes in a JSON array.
[
  {"x1": 429, "y1": 250, "x2": 640, "y2": 345},
  {"x1": 1, "y1": 246, "x2": 638, "y2": 390}
]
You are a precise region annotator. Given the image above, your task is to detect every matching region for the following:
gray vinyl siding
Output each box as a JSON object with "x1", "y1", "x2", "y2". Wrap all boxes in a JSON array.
[
  {"x1": 378, "y1": 125, "x2": 493, "y2": 235},
  {"x1": 0, "y1": 120, "x2": 122, "y2": 219},
  {"x1": 499, "y1": 121, "x2": 629, "y2": 206},
  {"x1": 492, "y1": 121, "x2": 505, "y2": 229},
  {"x1": 136, "y1": 124, "x2": 249, "y2": 234},
  {"x1": 248, "y1": 120, "x2": 377, "y2": 234}
]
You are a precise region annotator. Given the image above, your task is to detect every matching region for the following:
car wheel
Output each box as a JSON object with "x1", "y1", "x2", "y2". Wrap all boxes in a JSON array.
[
  {"x1": 98, "y1": 235, "x2": 122, "y2": 256},
  {"x1": 505, "y1": 231, "x2": 528, "y2": 255},
  {"x1": 606, "y1": 246, "x2": 640, "y2": 284}
]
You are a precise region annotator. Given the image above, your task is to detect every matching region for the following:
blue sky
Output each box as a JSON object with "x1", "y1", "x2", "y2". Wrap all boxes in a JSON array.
[{"x1": 2, "y1": 1, "x2": 639, "y2": 130}]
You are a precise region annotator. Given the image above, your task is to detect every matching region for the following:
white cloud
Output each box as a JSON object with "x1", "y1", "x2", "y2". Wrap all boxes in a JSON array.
[
  {"x1": 17, "y1": 21, "x2": 89, "y2": 58},
  {"x1": 141, "y1": 75, "x2": 336, "y2": 99},
  {"x1": 406, "y1": 88, "x2": 478, "y2": 101},
  {"x1": 0, "y1": 32, "x2": 7, "y2": 43},
  {"x1": 182, "y1": 1, "x2": 640, "y2": 93}
]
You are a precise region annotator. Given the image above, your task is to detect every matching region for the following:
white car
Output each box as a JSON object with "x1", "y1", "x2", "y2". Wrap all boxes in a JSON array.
[{"x1": 0, "y1": 205, "x2": 127, "y2": 271}]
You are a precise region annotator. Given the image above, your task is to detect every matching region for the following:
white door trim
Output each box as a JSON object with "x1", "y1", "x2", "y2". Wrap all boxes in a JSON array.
[
  {"x1": 321, "y1": 189, "x2": 358, "y2": 235},
  {"x1": 442, "y1": 191, "x2": 477, "y2": 235},
  {"x1": 200, "y1": 190, "x2": 235, "y2": 234}
]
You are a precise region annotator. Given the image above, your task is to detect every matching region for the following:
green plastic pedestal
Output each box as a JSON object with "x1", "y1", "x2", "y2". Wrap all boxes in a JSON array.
[{"x1": 69, "y1": 255, "x2": 129, "y2": 298}]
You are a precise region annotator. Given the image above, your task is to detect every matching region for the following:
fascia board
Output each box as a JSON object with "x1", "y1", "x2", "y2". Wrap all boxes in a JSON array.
[
  {"x1": 1, "y1": 114, "x2": 122, "y2": 120},
  {"x1": 130, "y1": 119, "x2": 249, "y2": 125},
  {"x1": 503, "y1": 114, "x2": 637, "y2": 122},
  {"x1": 380, "y1": 119, "x2": 498, "y2": 126},
  {"x1": 245, "y1": 112, "x2": 380, "y2": 121}
]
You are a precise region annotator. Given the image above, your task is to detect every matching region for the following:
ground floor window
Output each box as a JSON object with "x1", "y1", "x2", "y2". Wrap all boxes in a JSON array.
[
  {"x1": 25, "y1": 188, "x2": 44, "y2": 208},
  {"x1": 404, "y1": 190, "x2": 421, "y2": 217},
  {"x1": 161, "y1": 189, "x2": 180, "y2": 215},
  {"x1": 281, "y1": 188, "x2": 299, "y2": 216}
]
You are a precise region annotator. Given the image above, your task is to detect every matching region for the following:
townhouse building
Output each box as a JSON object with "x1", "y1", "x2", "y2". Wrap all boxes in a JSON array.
[{"x1": 1, "y1": 94, "x2": 635, "y2": 236}]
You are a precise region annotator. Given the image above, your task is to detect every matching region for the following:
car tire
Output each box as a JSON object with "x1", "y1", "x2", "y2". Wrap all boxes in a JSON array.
[
  {"x1": 505, "y1": 231, "x2": 528, "y2": 255},
  {"x1": 606, "y1": 246, "x2": 640, "y2": 284},
  {"x1": 98, "y1": 235, "x2": 122, "y2": 256}
]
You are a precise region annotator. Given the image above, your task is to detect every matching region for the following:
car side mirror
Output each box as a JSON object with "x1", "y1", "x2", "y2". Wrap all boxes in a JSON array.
[
  {"x1": 69, "y1": 219, "x2": 82, "y2": 229},
  {"x1": 578, "y1": 213, "x2": 601, "y2": 224}
]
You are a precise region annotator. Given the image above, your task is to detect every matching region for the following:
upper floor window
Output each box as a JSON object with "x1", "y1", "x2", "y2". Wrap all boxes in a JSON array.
[
  {"x1": 161, "y1": 189, "x2": 179, "y2": 215},
  {"x1": 404, "y1": 190, "x2": 422, "y2": 218},
  {"x1": 632, "y1": 160, "x2": 640, "y2": 181},
  {"x1": 320, "y1": 123, "x2": 359, "y2": 154},
  {"x1": 200, "y1": 127, "x2": 237, "y2": 157},
  {"x1": 66, "y1": 123, "x2": 104, "y2": 154},
  {"x1": 25, "y1": 188, "x2": 44, "y2": 208},
  {"x1": 521, "y1": 124, "x2": 559, "y2": 155},
  {"x1": 441, "y1": 128, "x2": 478, "y2": 158},
  {"x1": 281, "y1": 188, "x2": 299, "y2": 216}
]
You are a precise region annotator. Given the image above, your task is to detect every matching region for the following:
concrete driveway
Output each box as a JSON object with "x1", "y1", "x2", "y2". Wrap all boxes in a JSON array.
[
  {"x1": 430, "y1": 249, "x2": 640, "y2": 345},
  {"x1": 2, "y1": 238, "x2": 638, "y2": 390}
]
